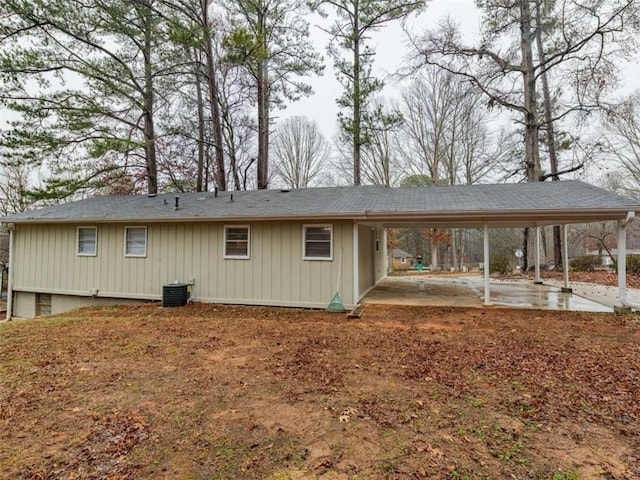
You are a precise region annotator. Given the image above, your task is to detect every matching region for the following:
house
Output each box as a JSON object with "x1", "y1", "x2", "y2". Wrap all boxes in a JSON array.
[
  {"x1": 585, "y1": 249, "x2": 640, "y2": 268},
  {"x1": 391, "y1": 249, "x2": 414, "y2": 270},
  {"x1": 1, "y1": 180, "x2": 639, "y2": 319}
]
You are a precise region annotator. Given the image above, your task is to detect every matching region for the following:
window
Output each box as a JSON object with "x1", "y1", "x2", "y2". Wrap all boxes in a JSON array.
[
  {"x1": 304, "y1": 225, "x2": 332, "y2": 260},
  {"x1": 77, "y1": 227, "x2": 97, "y2": 256},
  {"x1": 401, "y1": 257, "x2": 406, "y2": 264},
  {"x1": 224, "y1": 225, "x2": 250, "y2": 259},
  {"x1": 36, "y1": 293, "x2": 52, "y2": 317},
  {"x1": 125, "y1": 226, "x2": 147, "y2": 257}
]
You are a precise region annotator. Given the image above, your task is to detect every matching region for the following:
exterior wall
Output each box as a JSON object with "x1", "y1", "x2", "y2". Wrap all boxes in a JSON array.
[
  {"x1": 1, "y1": 229, "x2": 8, "y2": 292},
  {"x1": 375, "y1": 229, "x2": 387, "y2": 284},
  {"x1": 357, "y1": 226, "x2": 387, "y2": 300},
  {"x1": 358, "y1": 226, "x2": 375, "y2": 296},
  {"x1": 13, "y1": 291, "x2": 36, "y2": 319},
  {"x1": 11, "y1": 220, "x2": 355, "y2": 316},
  {"x1": 52, "y1": 295, "x2": 143, "y2": 316},
  {"x1": 12, "y1": 292, "x2": 142, "y2": 319}
]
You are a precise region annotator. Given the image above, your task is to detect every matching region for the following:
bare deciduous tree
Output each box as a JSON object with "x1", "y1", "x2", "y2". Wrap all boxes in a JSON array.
[
  {"x1": 602, "y1": 93, "x2": 640, "y2": 198},
  {"x1": 273, "y1": 117, "x2": 330, "y2": 189},
  {"x1": 397, "y1": 68, "x2": 495, "y2": 269},
  {"x1": 412, "y1": 0, "x2": 635, "y2": 182}
]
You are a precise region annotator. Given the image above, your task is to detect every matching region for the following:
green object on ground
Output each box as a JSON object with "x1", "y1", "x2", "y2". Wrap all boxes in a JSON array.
[
  {"x1": 327, "y1": 292, "x2": 346, "y2": 313},
  {"x1": 327, "y1": 247, "x2": 345, "y2": 313}
]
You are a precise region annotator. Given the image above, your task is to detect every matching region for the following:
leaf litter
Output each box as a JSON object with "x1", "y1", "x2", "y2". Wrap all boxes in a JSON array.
[{"x1": 0, "y1": 303, "x2": 638, "y2": 479}]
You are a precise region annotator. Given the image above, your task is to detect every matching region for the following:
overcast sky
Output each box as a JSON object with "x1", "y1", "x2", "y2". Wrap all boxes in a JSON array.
[
  {"x1": 281, "y1": 0, "x2": 640, "y2": 143},
  {"x1": 281, "y1": 0, "x2": 483, "y2": 140}
]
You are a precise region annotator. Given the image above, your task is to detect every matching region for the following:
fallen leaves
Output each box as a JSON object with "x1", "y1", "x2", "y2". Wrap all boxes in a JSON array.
[{"x1": 0, "y1": 303, "x2": 639, "y2": 479}]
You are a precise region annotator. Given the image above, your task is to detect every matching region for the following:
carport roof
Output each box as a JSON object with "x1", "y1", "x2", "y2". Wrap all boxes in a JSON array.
[{"x1": 1, "y1": 180, "x2": 639, "y2": 227}]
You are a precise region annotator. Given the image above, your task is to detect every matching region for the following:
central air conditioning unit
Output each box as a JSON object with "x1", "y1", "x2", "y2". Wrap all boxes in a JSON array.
[{"x1": 162, "y1": 283, "x2": 189, "y2": 307}]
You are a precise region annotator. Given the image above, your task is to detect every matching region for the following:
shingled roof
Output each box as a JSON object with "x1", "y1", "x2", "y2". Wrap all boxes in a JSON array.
[{"x1": 1, "y1": 180, "x2": 639, "y2": 227}]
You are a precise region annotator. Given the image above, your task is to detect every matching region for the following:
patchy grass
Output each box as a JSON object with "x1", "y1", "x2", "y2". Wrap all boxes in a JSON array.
[{"x1": 1, "y1": 303, "x2": 639, "y2": 479}]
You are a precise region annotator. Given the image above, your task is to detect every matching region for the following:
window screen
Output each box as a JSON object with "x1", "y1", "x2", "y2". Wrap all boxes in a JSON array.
[
  {"x1": 78, "y1": 227, "x2": 97, "y2": 256},
  {"x1": 125, "y1": 227, "x2": 147, "y2": 256},
  {"x1": 225, "y1": 226, "x2": 250, "y2": 258},
  {"x1": 304, "y1": 226, "x2": 332, "y2": 259}
]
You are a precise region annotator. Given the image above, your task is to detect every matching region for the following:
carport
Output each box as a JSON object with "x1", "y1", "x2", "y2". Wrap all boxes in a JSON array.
[
  {"x1": 353, "y1": 181, "x2": 640, "y2": 312},
  {"x1": 362, "y1": 275, "x2": 617, "y2": 312}
]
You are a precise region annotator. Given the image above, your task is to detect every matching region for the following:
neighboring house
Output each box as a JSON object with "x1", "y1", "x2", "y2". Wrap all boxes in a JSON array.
[
  {"x1": 1, "y1": 181, "x2": 639, "y2": 319},
  {"x1": 585, "y1": 249, "x2": 640, "y2": 267},
  {"x1": 391, "y1": 249, "x2": 414, "y2": 270}
]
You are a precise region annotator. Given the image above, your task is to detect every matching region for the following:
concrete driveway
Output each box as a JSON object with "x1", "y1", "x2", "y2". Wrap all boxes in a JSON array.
[{"x1": 362, "y1": 274, "x2": 629, "y2": 313}]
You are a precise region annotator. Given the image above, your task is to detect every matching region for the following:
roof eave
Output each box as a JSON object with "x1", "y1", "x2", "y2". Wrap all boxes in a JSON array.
[
  {"x1": 365, "y1": 207, "x2": 639, "y2": 222},
  {"x1": 1, "y1": 212, "x2": 368, "y2": 224},
  {"x1": 2, "y1": 206, "x2": 638, "y2": 226}
]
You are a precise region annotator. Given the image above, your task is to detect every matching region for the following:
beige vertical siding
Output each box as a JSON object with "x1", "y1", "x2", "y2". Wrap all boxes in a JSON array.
[
  {"x1": 12, "y1": 220, "x2": 355, "y2": 311},
  {"x1": 358, "y1": 226, "x2": 375, "y2": 295},
  {"x1": 374, "y1": 228, "x2": 387, "y2": 284},
  {"x1": 357, "y1": 226, "x2": 387, "y2": 300}
]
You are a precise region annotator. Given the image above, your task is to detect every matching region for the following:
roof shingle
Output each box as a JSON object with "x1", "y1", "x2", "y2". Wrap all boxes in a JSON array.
[{"x1": 1, "y1": 181, "x2": 638, "y2": 224}]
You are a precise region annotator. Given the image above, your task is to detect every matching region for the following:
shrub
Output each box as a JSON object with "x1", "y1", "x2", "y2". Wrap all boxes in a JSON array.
[
  {"x1": 569, "y1": 255, "x2": 600, "y2": 272},
  {"x1": 490, "y1": 253, "x2": 511, "y2": 275},
  {"x1": 627, "y1": 255, "x2": 640, "y2": 274}
]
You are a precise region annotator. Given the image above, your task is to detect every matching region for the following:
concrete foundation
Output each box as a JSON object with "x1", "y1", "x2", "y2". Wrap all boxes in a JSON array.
[{"x1": 364, "y1": 275, "x2": 619, "y2": 313}]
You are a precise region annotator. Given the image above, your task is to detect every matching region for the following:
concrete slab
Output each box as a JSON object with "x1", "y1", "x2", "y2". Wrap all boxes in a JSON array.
[
  {"x1": 363, "y1": 275, "x2": 616, "y2": 313},
  {"x1": 540, "y1": 279, "x2": 640, "y2": 310}
]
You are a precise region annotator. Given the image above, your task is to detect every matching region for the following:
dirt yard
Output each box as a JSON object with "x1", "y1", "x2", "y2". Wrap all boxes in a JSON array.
[{"x1": 1, "y1": 304, "x2": 639, "y2": 480}]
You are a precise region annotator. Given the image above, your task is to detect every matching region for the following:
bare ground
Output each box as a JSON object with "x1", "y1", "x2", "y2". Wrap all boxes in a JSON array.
[{"x1": 1, "y1": 303, "x2": 639, "y2": 480}]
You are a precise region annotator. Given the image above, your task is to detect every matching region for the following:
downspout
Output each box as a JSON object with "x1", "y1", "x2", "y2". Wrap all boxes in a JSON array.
[{"x1": 5, "y1": 223, "x2": 14, "y2": 320}]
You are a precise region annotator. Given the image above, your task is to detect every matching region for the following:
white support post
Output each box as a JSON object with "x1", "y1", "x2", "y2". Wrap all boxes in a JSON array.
[
  {"x1": 534, "y1": 226, "x2": 541, "y2": 283},
  {"x1": 353, "y1": 222, "x2": 359, "y2": 306},
  {"x1": 483, "y1": 222, "x2": 491, "y2": 305},
  {"x1": 5, "y1": 226, "x2": 14, "y2": 320},
  {"x1": 562, "y1": 224, "x2": 572, "y2": 293},
  {"x1": 618, "y1": 220, "x2": 628, "y2": 307}
]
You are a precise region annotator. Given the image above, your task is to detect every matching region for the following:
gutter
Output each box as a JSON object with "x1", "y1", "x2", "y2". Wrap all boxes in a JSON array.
[
  {"x1": 2, "y1": 207, "x2": 638, "y2": 226},
  {"x1": 363, "y1": 207, "x2": 640, "y2": 221},
  {"x1": 0, "y1": 213, "x2": 370, "y2": 225}
]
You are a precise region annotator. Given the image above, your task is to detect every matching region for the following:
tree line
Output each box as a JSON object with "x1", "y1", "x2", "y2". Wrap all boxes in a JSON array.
[{"x1": 0, "y1": 0, "x2": 639, "y2": 227}]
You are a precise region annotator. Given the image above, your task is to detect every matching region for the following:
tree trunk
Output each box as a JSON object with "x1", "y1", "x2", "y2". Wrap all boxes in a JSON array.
[
  {"x1": 143, "y1": 1, "x2": 158, "y2": 195},
  {"x1": 203, "y1": 0, "x2": 226, "y2": 191},
  {"x1": 256, "y1": 2, "x2": 269, "y2": 190},
  {"x1": 257, "y1": 58, "x2": 269, "y2": 189},
  {"x1": 451, "y1": 229, "x2": 459, "y2": 271},
  {"x1": 352, "y1": 3, "x2": 361, "y2": 186},
  {"x1": 194, "y1": 50, "x2": 206, "y2": 192},
  {"x1": 534, "y1": 0, "x2": 563, "y2": 269},
  {"x1": 430, "y1": 229, "x2": 438, "y2": 271},
  {"x1": 520, "y1": 0, "x2": 541, "y2": 183},
  {"x1": 520, "y1": 0, "x2": 541, "y2": 269}
]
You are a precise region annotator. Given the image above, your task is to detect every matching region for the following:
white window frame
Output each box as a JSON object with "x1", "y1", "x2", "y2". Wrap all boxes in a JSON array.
[
  {"x1": 303, "y1": 224, "x2": 333, "y2": 261},
  {"x1": 401, "y1": 257, "x2": 406, "y2": 264},
  {"x1": 124, "y1": 226, "x2": 147, "y2": 258},
  {"x1": 224, "y1": 225, "x2": 251, "y2": 259},
  {"x1": 77, "y1": 226, "x2": 97, "y2": 256}
]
